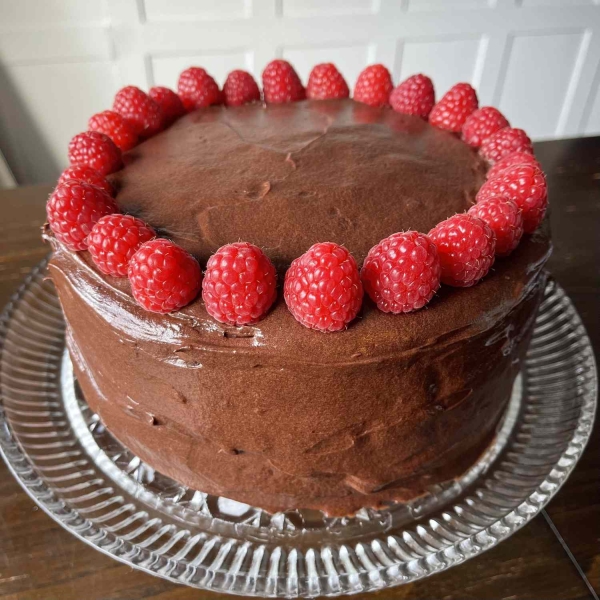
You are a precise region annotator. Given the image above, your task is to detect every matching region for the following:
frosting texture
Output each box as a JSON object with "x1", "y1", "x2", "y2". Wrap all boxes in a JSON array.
[
  {"x1": 47, "y1": 99, "x2": 551, "y2": 515},
  {"x1": 109, "y1": 99, "x2": 488, "y2": 273}
]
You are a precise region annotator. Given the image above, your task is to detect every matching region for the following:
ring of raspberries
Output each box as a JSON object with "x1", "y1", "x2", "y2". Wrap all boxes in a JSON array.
[{"x1": 47, "y1": 60, "x2": 548, "y2": 331}]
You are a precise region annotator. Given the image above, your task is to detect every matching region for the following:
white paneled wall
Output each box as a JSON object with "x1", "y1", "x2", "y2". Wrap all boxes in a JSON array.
[{"x1": 1, "y1": 0, "x2": 600, "y2": 184}]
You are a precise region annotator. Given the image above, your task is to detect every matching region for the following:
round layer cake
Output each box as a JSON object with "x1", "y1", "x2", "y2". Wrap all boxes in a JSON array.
[{"x1": 47, "y1": 98, "x2": 551, "y2": 516}]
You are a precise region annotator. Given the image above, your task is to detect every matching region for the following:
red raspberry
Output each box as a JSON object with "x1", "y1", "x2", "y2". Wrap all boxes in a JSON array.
[
  {"x1": 353, "y1": 64, "x2": 393, "y2": 108},
  {"x1": 149, "y1": 86, "x2": 186, "y2": 126},
  {"x1": 88, "y1": 110, "x2": 138, "y2": 152},
  {"x1": 46, "y1": 181, "x2": 118, "y2": 251},
  {"x1": 428, "y1": 214, "x2": 496, "y2": 287},
  {"x1": 262, "y1": 60, "x2": 305, "y2": 104},
  {"x1": 113, "y1": 86, "x2": 164, "y2": 138},
  {"x1": 202, "y1": 242, "x2": 277, "y2": 325},
  {"x1": 389, "y1": 74, "x2": 435, "y2": 119},
  {"x1": 479, "y1": 127, "x2": 533, "y2": 164},
  {"x1": 476, "y1": 164, "x2": 548, "y2": 233},
  {"x1": 284, "y1": 242, "x2": 363, "y2": 332},
  {"x1": 468, "y1": 197, "x2": 524, "y2": 256},
  {"x1": 68, "y1": 131, "x2": 122, "y2": 176},
  {"x1": 306, "y1": 63, "x2": 349, "y2": 100},
  {"x1": 87, "y1": 214, "x2": 156, "y2": 277},
  {"x1": 429, "y1": 83, "x2": 478, "y2": 133},
  {"x1": 223, "y1": 70, "x2": 261, "y2": 107},
  {"x1": 57, "y1": 165, "x2": 114, "y2": 196},
  {"x1": 461, "y1": 106, "x2": 509, "y2": 148},
  {"x1": 361, "y1": 232, "x2": 441, "y2": 314},
  {"x1": 487, "y1": 151, "x2": 539, "y2": 180},
  {"x1": 177, "y1": 67, "x2": 222, "y2": 111},
  {"x1": 128, "y1": 239, "x2": 202, "y2": 314}
]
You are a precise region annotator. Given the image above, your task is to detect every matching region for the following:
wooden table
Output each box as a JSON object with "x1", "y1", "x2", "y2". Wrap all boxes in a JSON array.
[{"x1": 0, "y1": 137, "x2": 598, "y2": 600}]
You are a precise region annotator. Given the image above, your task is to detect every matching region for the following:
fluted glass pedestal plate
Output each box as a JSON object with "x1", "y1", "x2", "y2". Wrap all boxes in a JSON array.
[{"x1": 0, "y1": 262, "x2": 596, "y2": 598}]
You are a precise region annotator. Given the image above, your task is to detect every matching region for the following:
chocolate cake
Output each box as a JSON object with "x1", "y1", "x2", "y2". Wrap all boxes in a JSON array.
[{"x1": 46, "y1": 97, "x2": 551, "y2": 516}]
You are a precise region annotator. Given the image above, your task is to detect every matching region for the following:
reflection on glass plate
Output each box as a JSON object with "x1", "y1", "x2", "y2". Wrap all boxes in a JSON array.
[{"x1": 0, "y1": 262, "x2": 596, "y2": 597}]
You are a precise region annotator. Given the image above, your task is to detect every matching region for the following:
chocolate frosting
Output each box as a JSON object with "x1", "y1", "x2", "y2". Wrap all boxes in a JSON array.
[
  {"x1": 47, "y1": 99, "x2": 552, "y2": 516},
  {"x1": 109, "y1": 99, "x2": 488, "y2": 272}
]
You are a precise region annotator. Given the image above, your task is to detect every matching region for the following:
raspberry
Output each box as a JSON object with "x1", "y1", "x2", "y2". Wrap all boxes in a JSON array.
[
  {"x1": 461, "y1": 106, "x2": 509, "y2": 148},
  {"x1": 479, "y1": 127, "x2": 533, "y2": 164},
  {"x1": 306, "y1": 63, "x2": 349, "y2": 100},
  {"x1": 284, "y1": 242, "x2": 363, "y2": 332},
  {"x1": 57, "y1": 165, "x2": 114, "y2": 196},
  {"x1": 87, "y1": 214, "x2": 156, "y2": 277},
  {"x1": 486, "y1": 151, "x2": 539, "y2": 180},
  {"x1": 389, "y1": 74, "x2": 435, "y2": 119},
  {"x1": 113, "y1": 86, "x2": 164, "y2": 138},
  {"x1": 128, "y1": 239, "x2": 202, "y2": 314},
  {"x1": 353, "y1": 64, "x2": 393, "y2": 108},
  {"x1": 88, "y1": 110, "x2": 138, "y2": 152},
  {"x1": 477, "y1": 164, "x2": 548, "y2": 233},
  {"x1": 468, "y1": 197, "x2": 524, "y2": 256},
  {"x1": 202, "y1": 242, "x2": 277, "y2": 325},
  {"x1": 223, "y1": 70, "x2": 261, "y2": 107},
  {"x1": 361, "y1": 232, "x2": 441, "y2": 314},
  {"x1": 428, "y1": 214, "x2": 496, "y2": 287},
  {"x1": 178, "y1": 67, "x2": 222, "y2": 111},
  {"x1": 429, "y1": 83, "x2": 478, "y2": 133},
  {"x1": 149, "y1": 86, "x2": 186, "y2": 126},
  {"x1": 262, "y1": 60, "x2": 305, "y2": 104},
  {"x1": 68, "y1": 131, "x2": 122, "y2": 176},
  {"x1": 46, "y1": 181, "x2": 118, "y2": 251}
]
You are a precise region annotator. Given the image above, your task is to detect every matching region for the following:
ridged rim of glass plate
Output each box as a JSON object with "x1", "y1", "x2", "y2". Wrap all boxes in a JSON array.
[{"x1": 0, "y1": 261, "x2": 596, "y2": 598}]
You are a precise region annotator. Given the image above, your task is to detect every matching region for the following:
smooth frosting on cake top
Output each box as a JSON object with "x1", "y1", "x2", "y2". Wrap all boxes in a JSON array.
[{"x1": 110, "y1": 99, "x2": 488, "y2": 272}]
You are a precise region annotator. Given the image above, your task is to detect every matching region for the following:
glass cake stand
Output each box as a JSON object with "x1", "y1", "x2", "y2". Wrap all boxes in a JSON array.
[{"x1": 0, "y1": 261, "x2": 596, "y2": 598}]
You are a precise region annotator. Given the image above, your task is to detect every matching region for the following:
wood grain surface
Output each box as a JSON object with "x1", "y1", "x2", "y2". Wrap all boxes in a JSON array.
[{"x1": 0, "y1": 137, "x2": 598, "y2": 599}]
